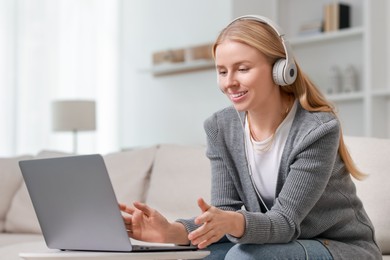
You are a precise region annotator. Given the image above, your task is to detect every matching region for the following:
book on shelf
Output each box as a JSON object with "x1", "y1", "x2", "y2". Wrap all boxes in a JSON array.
[
  {"x1": 298, "y1": 20, "x2": 323, "y2": 36},
  {"x1": 323, "y1": 2, "x2": 350, "y2": 32}
]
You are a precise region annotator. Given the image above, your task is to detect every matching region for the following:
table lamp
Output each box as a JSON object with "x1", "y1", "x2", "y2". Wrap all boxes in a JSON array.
[{"x1": 52, "y1": 100, "x2": 96, "y2": 153}]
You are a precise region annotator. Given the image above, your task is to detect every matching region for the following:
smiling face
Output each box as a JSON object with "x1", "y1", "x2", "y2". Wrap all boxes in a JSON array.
[{"x1": 215, "y1": 40, "x2": 279, "y2": 112}]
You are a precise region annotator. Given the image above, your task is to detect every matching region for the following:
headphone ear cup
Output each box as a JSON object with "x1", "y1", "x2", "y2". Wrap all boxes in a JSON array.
[
  {"x1": 272, "y1": 59, "x2": 287, "y2": 86},
  {"x1": 272, "y1": 59, "x2": 297, "y2": 86},
  {"x1": 285, "y1": 62, "x2": 297, "y2": 85}
]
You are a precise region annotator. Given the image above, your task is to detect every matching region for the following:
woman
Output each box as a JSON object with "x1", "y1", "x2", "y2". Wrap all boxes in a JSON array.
[{"x1": 120, "y1": 15, "x2": 382, "y2": 259}]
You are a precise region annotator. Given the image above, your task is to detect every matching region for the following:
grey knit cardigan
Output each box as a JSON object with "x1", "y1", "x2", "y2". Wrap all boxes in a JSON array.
[{"x1": 178, "y1": 103, "x2": 381, "y2": 259}]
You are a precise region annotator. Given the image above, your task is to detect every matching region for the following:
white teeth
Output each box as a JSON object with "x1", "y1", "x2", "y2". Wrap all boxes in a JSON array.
[{"x1": 231, "y1": 91, "x2": 247, "y2": 98}]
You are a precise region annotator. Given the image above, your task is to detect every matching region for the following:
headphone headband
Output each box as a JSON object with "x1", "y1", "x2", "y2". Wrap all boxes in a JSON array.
[
  {"x1": 227, "y1": 15, "x2": 297, "y2": 86},
  {"x1": 229, "y1": 15, "x2": 286, "y2": 37}
]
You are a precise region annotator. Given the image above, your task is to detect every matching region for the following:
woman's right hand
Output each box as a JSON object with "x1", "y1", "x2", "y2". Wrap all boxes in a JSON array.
[{"x1": 119, "y1": 202, "x2": 189, "y2": 245}]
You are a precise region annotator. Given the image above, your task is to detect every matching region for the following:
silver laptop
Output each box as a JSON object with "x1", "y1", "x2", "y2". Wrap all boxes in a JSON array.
[{"x1": 19, "y1": 154, "x2": 197, "y2": 252}]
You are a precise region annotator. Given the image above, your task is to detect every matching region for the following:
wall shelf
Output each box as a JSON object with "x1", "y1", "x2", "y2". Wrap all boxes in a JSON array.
[
  {"x1": 272, "y1": 0, "x2": 390, "y2": 137},
  {"x1": 290, "y1": 27, "x2": 364, "y2": 47},
  {"x1": 148, "y1": 27, "x2": 364, "y2": 77},
  {"x1": 327, "y1": 91, "x2": 364, "y2": 102},
  {"x1": 372, "y1": 89, "x2": 390, "y2": 97}
]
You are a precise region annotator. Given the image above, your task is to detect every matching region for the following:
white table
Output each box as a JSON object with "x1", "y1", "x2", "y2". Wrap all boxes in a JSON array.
[{"x1": 19, "y1": 250, "x2": 209, "y2": 260}]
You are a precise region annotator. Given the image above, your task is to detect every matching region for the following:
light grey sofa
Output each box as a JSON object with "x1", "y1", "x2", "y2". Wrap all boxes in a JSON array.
[{"x1": 0, "y1": 137, "x2": 389, "y2": 259}]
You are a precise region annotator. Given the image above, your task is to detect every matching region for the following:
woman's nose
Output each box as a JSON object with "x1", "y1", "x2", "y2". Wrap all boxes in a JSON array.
[{"x1": 223, "y1": 73, "x2": 238, "y2": 89}]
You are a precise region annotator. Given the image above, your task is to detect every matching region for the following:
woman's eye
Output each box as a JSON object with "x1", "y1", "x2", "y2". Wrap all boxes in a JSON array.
[
  {"x1": 218, "y1": 71, "x2": 227, "y2": 76},
  {"x1": 238, "y1": 68, "x2": 249, "y2": 72}
]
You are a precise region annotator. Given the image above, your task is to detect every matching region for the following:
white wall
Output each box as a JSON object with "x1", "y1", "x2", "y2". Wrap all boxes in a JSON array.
[
  {"x1": 387, "y1": 2, "x2": 390, "y2": 137},
  {"x1": 119, "y1": 1, "x2": 233, "y2": 148},
  {"x1": 119, "y1": 0, "x2": 390, "y2": 148},
  {"x1": 0, "y1": 0, "x2": 17, "y2": 155}
]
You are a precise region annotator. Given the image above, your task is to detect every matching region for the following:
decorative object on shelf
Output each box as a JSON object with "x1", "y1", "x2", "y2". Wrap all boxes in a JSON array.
[
  {"x1": 327, "y1": 65, "x2": 343, "y2": 94},
  {"x1": 151, "y1": 43, "x2": 213, "y2": 76},
  {"x1": 298, "y1": 20, "x2": 323, "y2": 36},
  {"x1": 184, "y1": 43, "x2": 213, "y2": 62},
  {"x1": 327, "y1": 65, "x2": 360, "y2": 94},
  {"x1": 52, "y1": 100, "x2": 96, "y2": 153},
  {"x1": 153, "y1": 49, "x2": 185, "y2": 64},
  {"x1": 323, "y1": 2, "x2": 350, "y2": 32},
  {"x1": 343, "y1": 65, "x2": 359, "y2": 93}
]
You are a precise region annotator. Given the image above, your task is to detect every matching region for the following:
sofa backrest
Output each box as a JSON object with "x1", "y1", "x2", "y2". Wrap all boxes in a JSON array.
[
  {"x1": 0, "y1": 155, "x2": 33, "y2": 232},
  {"x1": 344, "y1": 136, "x2": 390, "y2": 254},
  {"x1": 2, "y1": 148, "x2": 157, "y2": 234},
  {"x1": 1, "y1": 137, "x2": 389, "y2": 255},
  {"x1": 145, "y1": 144, "x2": 211, "y2": 222},
  {"x1": 145, "y1": 139, "x2": 390, "y2": 254}
]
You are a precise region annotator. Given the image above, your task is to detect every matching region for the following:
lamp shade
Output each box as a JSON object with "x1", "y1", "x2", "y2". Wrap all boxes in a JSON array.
[{"x1": 52, "y1": 100, "x2": 96, "y2": 132}]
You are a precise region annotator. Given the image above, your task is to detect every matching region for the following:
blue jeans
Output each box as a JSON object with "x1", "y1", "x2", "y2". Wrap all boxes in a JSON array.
[{"x1": 203, "y1": 240, "x2": 333, "y2": 260}]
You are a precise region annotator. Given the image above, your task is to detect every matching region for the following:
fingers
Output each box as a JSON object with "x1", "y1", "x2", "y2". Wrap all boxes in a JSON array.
[
  {"x1": 119, "y1": 202, "x2": 156, "y2": 240},
  {"x1": 189, "y1": 224, "x2": 219, "y2": 249},
  {"x1": 195, "y1": 198, "x2": 212, "y2": 225},
  {"x1": 119, "y1": 203, "x2": 135, "y2": 215},
  {"x1": 119, "y1": 202, "x2": 136, "y2": 236},
  {"x1": 188, "y1": 219, "x2": 213, "y2": 242},
  {"x1": 122, "y1": 212, "x2": 133, "y2": 237},
  {"x1": 191, "y1": 199, "x2": 225, "y2": 248},
  {"x1": 122, "y1": 211, "x2": 136, "y2": 238},
  {"x1": 133, "y1": 201, "x2": 153, "y2": 217},
  {"x1": 119, "y1": 201, "x2": 156, "y2": 222},
  {"x1": 190, "y1": 207, "x2": 214, "y2": 244},
  {"x1": 119, "y1": 203, "x2": 129, "y2": 213},
  {"x1": 197, "y1": 198, "x2": 211, "y2": 213},
  {"x1": 197, "y1": 235, "x2": 219, "y2": 249},
  {"x1": 124, "y1": 220, "x2": 133, "y2": 234},
  {"x1": 120, "y1": 202, "x2": 153, "y2": 216}
]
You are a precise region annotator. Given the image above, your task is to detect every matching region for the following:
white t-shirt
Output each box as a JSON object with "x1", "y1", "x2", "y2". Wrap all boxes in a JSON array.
[{"x1": 244, "y1": 100, "x2": 298, "y2": 209}]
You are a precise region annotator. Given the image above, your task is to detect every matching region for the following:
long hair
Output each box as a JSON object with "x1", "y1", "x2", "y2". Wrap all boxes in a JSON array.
[{"x1": 212, "y1": 19, "x2": 365, "y2": 180}]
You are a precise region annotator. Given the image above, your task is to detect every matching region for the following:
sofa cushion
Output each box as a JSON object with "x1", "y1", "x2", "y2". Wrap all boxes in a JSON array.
[
  {"x1": 103, "y1": 146, "x2": 158, "y2": 204},
  {"x1": 4, "y1": 147, "x2": 157, "y2": 234},
  {"x1": 146, "y1": 144, "x2": 211, "y2": 222},
  {"x1": 0, "y1": 155, "x2": 33, "y2": 232},
  {"x1": 4, "y1": 151, "x2": 72, "y2": 234},
  {"x1": 345, "y1": 136, "x2": 390, "y2": 254}
]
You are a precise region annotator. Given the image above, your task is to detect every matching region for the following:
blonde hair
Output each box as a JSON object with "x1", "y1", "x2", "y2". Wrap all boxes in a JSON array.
[{"x1": 213, "y1": 19, "x2": 365, "y2": 180}]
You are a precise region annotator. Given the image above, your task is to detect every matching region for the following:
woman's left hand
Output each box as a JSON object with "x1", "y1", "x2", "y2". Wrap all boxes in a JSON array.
[{"x1": 188, "y1": 198, "x2": 245, "y2": 249}]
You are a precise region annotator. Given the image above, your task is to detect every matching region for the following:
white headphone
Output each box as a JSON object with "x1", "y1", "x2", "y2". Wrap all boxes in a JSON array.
[{"x1": 228, "y1": 15, "x2": 297, "y2": 86}]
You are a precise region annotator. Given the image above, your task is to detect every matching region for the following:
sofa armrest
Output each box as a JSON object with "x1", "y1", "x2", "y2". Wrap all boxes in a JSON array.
[{"x1": 345, "y1": 136, "x2": 390, "y2": 254}]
